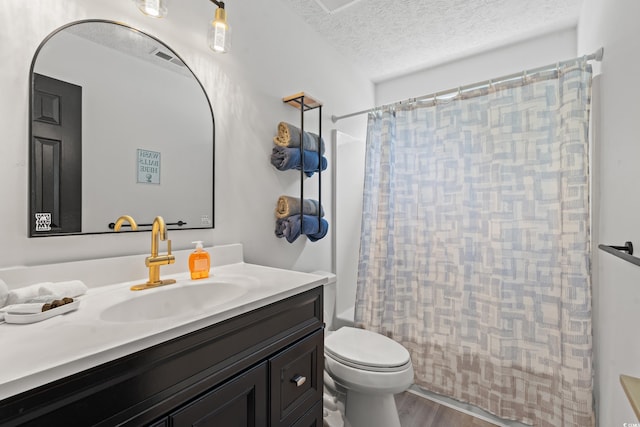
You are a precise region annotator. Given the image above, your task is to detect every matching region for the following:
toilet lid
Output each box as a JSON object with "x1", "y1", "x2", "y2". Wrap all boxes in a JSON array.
[{"x1": 325, "y1": 327, "x2": 411, "y2": 371}]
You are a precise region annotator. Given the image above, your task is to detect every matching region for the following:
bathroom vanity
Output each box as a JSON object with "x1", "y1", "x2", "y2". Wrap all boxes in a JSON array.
[{"x1": 0, "y1": 249, "x2": 325, "y2": 427}]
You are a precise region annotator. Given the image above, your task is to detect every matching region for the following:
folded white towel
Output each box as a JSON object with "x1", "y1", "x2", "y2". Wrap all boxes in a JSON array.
[
  {"x1": 38, "y1": 280, "x2": 87, "y2": 299},
  {"x1": 0, "y1": 279, "x2": 8, "y2": 308},
  {"x1": 25, "y1": 295, "x2": 60, "y2": 303},
  {"x1": 6, "y1": 282, "x2": 53, "y2": 306}
]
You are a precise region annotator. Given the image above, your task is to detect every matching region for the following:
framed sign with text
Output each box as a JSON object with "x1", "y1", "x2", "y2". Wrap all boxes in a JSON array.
[{"x1": 137, "y1": 149, "x2": 160, "y2": 184}]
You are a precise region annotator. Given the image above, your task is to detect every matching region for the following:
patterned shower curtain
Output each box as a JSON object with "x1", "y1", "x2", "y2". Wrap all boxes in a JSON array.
[{"x1": 354, "y1": 62, "x2": 593, "y2": 426}]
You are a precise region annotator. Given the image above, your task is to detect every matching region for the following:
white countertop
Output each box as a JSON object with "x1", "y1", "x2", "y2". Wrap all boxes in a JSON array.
[{"x1": 0, "y1": 261, "x2": 326, "y2": 401}]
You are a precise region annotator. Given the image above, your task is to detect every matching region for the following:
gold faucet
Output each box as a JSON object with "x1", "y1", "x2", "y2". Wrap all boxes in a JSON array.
[
  {"x1": 131, "y1": 216, "x2": 176, "y2": 291},
  {"x1": 113, "y1": 215, "x2": 138, "y2": 231}
]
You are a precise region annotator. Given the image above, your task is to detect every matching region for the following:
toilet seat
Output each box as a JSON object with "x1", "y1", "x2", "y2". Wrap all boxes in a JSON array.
[{"x1": 325, "y1": 327, "x2": 411, "y2": 372}]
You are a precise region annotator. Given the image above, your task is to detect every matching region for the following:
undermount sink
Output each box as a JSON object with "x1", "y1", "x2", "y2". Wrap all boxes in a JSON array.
[{"x1": 100, "y1": 280, "x2": 248, "y2": 322}]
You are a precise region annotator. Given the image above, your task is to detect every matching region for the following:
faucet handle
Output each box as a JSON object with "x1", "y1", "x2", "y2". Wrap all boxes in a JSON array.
[
  {"x1": 167, "y1": 239, "x2": 172, "y2": 256},
  {"x1": 113, "y1": 215, "x2": 138, "y2": 231}
]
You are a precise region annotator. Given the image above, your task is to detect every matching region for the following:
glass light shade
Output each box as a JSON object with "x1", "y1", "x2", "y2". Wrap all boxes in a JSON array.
[
  {"x1": 208, "y1": 7, "x2": 230, "y2": 53},
  {"x1": 135, "y1": 0, "x2": 168, "y2": 18}
]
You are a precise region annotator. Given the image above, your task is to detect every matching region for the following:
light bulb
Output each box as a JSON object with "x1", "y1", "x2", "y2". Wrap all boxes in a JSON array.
[
  {"x1": 135, "y1": 0, "x2": 167, "y2": 18},
  {"x1": 208, "y1": 7, "x2": 230, "y2": 53},
  {"x1": 209, "y1": 22, "x2": 227, "y2": 52}
]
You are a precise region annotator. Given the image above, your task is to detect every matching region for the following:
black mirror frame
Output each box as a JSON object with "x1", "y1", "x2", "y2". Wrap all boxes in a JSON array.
[{"x1": 28, "y1": 19, "x2": 215, "y2": 237}]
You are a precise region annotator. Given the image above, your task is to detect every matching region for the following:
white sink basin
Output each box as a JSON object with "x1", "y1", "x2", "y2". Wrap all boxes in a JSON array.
[{"x1": 100, "y1": 281, "x2": 248, "y2": 322}]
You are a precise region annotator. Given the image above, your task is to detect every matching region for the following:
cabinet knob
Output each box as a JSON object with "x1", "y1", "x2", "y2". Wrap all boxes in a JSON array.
[{"x1": 291, "y1": 375, "x2": 306, "y2": 387}]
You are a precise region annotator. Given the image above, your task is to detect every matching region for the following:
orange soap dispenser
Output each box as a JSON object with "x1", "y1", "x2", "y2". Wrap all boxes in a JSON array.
[{"x1": 189, "y1": 241, "x2": 210, "y2": 280}]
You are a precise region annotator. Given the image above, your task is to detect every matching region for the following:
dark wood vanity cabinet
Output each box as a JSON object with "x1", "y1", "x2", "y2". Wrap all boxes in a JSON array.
[
  {"x1": 270, "y1": 330, "x2": 322, "y2": 427},
  {"x1": 167, "y1": 361, "x2": 269, "y2": 426},
  {"x1": 0, "y1": 286, "x2": 324, "y2": 427}
]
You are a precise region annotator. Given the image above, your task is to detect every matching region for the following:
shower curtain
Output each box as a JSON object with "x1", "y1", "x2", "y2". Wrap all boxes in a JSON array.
[{"x1": 354, "y1": 62, "x2": 593, "y2": 426}]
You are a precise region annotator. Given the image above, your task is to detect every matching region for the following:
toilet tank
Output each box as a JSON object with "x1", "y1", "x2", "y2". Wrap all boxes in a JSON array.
[{"x1": 310, "y1": 271, "x2": 337, "y2": 330}]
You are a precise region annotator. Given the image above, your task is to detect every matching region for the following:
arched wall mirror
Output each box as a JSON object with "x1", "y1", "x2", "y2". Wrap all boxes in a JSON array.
[{"x1": 29, "y1": 20, "x2": 214, "y2": 237}]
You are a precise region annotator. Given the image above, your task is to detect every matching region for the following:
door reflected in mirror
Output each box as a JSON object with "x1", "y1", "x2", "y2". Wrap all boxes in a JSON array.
[{"x1": 29, "y1": 20, "x2": 214, "y2": 236}]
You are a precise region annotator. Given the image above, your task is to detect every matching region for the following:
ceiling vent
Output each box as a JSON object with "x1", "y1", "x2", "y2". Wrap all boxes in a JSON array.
[
  {"x1": 313, "y1": 0, "x2": 362, "y2": 14},
  {"x1": 151, "y1": 48, "x2": 185, "y2": 68}
]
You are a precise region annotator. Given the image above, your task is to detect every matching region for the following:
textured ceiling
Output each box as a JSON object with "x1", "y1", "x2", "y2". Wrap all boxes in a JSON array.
[
  {"x1": 280, "y1": 0, "x2": 584, "y2": 82},
  {"x1": 66, "y1": 22, "x2": 192, "y2": 78}
]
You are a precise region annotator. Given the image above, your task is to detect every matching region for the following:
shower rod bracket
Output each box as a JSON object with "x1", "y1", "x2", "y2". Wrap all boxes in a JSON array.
[
  {"x1": 598, "y1": 241, "x2": 640, "y2": 267},
  {"x1": 609, "y1": 241, "x2": 634, "y2": 255}
]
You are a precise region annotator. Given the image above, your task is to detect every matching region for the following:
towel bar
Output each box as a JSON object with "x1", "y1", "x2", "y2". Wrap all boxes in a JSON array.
[
  {"x1": 108, "y1": 220, "x2": 187, "y2": 230},
  {"x1": 598, "y1": 242, "x2": 640, "y2": 267}
]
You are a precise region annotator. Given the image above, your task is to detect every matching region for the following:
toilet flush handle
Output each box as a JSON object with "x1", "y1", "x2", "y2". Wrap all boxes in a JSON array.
[{"x1": 291, "y1": 375, "x2": 306, "y2": 387}]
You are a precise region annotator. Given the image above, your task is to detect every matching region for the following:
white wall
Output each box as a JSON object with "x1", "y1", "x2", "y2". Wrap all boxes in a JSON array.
[
  {"x1": 577, "y1": 0, "x2": 640, "y2": 425},
  {"x1": 0, "y1": 0, "x2": 372, "y2": 273},
  {"x1": 376, "y1": 27, "x2": 577, "y2": 105}
]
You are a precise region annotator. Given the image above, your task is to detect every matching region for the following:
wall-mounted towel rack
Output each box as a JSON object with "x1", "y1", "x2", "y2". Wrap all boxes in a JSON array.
[
  {"x1": 276, "y1": 92, "x2": 324, "y2": 242},
  {"x1": 598, "y1": 241, "x2": 640, "y2": 267},
  {"x1": 282, "y1": 93, "x2": 323, "y2": 224}
]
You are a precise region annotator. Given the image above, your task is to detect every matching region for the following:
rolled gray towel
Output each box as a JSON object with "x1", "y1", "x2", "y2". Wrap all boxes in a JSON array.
[
  {"x1": 276, "y1": 196, "x2": 324, "y2": 219},
  {"x1": 273, "y1": 122, "x2": 325, "y2": 154},
  {"x1": 275, "y1": 214, "x2": 329, "y2": 243}
]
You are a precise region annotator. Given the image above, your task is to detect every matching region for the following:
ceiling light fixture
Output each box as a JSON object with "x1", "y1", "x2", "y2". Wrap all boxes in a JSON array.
[
  {"x1": 134, "y1": 0, "x2": 168, "y2": 18},
  {"x1": 208, "y1": 0, "x2": 230, "y2": 53}
]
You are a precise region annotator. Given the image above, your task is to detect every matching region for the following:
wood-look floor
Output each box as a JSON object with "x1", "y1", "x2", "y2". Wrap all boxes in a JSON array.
[{"x1": 395, "y1": 392, "x2": 499, "y2": 427}]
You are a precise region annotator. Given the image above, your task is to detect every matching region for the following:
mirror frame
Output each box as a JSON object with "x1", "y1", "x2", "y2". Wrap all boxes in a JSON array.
[{"x1": 28, "y1": 19, "x2": 215, "y2": 237}]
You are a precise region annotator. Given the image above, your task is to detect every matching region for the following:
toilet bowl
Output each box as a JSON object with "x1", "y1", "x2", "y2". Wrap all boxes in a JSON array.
[
  {"x1": 325, "y1": 326, "x2": 414, "y2": 427},
  {"x1": 311, "y1": 271, "x2": 414, "y2": 427}
]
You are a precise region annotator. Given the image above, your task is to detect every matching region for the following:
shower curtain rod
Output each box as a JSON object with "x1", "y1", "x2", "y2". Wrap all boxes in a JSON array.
[{"x1": 331, "y1": 47, "x2": 604, "y2": 123}]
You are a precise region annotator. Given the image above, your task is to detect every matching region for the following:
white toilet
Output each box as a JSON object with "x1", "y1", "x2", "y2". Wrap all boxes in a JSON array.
[{"x1": 314, "y1": 272, "x2": 414, "y2": 427}]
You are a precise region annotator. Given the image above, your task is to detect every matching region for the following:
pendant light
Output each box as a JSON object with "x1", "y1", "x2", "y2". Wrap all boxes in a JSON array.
[
  {"x1": 134, "y1": 0, "x2": 168, "y2": 18},
  {"x1": 208, "y1": 1, "x2": 230, "y2": 53}
]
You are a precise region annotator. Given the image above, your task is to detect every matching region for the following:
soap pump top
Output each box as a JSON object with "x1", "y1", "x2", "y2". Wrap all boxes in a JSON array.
[{"x1": 189, "y1": 241, "x2": 210, "y2": 280}]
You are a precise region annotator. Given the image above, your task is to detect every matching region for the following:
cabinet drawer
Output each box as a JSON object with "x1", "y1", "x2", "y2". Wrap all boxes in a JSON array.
[
  {"x1": 291, "y1": 401, "x2": 323, "y2": 427},
  {"x1": 148, "y1": 417, "x2": 168, "y2": 427},
  {"x1": 270, "y1": 330, "x2": 323, "y2": 427},
  {"x1": 170, "y1": 362, "x2": 268, "y2": 427}
]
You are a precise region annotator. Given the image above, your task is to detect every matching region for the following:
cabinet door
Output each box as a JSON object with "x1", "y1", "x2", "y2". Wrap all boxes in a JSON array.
[
  {"x1": 148, "y1": 418, "x2": 169, "y2": 427},
  {"x1": 170, "y1": 362, "x2": 268, "y2": 427},
  {"x1": 270, "y1": 331, "x2": 323, "y2": 427},
  {"x1": 291, "y1": 402, "x2": 323, "y2": 427}
]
